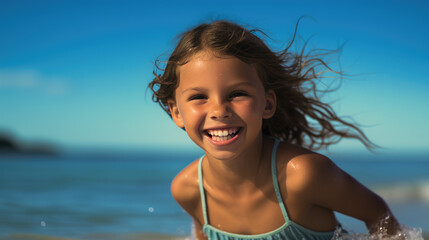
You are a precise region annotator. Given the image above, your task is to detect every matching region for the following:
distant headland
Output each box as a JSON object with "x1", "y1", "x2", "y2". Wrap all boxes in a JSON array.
[{"x1": 0, "y1": 132, "x2": 59, "y2": 156}]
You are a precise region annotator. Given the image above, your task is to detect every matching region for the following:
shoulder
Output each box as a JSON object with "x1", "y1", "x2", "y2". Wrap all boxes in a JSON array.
[
  {"x1": 276, "y1": 142, "x2": 336, "y2": 178},
  {"x1": 275, "y1": 141, "x2": 396, "y2": 228},
  {"x1": 171, "y1": 158, "x2": 201, "y2": 216},
  {"x1": 276, "y1": 142, "x2": 340, "y2": 198}
]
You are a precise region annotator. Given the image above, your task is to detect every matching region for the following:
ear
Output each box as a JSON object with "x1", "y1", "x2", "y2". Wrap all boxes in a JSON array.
[
  {"x1": 263, "y1": 90, "x2": 276, "y2": 119},
  {"x1": 167, "y1": 99, "x2": 185, "y2": 128}
]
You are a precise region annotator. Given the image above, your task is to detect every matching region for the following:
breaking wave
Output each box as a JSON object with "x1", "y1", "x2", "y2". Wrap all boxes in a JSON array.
[{"x1": 374, "y1": 181, "x2": 429, "y2": 204}]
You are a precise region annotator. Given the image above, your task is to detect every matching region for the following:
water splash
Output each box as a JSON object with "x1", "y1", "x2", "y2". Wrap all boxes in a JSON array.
[
  {"x1": 333, "y1": 225, "x2": 423, "y2": 240},
  {"x1": 334, "y1": 214, "x2": 423, "y2": 240},
  {"x1": 187, "y1": 214, "x2": 424, "y2": 240}
]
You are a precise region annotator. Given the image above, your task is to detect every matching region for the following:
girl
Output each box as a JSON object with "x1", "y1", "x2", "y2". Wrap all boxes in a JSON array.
[{"x1": 148, "y1": 20, "x2": 401, "y2": 240}]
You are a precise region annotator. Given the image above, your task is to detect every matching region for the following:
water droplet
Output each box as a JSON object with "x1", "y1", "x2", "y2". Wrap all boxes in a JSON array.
[{"x1": 335, "y1": 224, "x2": 423, "y2": 240}]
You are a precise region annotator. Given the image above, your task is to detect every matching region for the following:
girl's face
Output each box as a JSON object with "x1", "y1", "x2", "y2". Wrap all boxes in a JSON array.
[{"x1": 168, "y1": 51, "x2": 276, "y2": 160}]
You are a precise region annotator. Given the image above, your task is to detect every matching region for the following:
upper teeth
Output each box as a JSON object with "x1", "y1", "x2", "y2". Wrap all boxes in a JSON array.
[{"x1": 207, "y1": 128, "x2": 239, "y2": 137}]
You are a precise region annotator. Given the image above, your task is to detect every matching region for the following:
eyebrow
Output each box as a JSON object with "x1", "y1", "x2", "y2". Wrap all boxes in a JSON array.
[
  {"x1": 186, "y1": 81, "x2": 257, "y2": 93},
  {"x1": 181, "y1": 81, "x2": 257, "y2": 95},
  {"x1": 229, "y1": 81, "x2": 256, "y2": 88},
  {"x1": 181, "y1": 87, "x2": 207, "y2": 94}
]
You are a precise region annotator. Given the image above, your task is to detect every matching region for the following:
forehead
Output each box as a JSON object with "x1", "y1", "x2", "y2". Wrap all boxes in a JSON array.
[{"x1": 177, "y1": 51, "x2": 260, "y2": 85}]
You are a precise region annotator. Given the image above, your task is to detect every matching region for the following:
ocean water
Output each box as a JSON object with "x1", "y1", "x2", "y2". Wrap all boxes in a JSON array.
[{"x1": 0, "y1": 150, "x2": 428, "y2": 239}]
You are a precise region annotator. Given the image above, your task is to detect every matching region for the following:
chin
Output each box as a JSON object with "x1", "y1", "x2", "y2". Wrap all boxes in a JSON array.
[{"x1": 205, "y1": 149, "x2": 238, "y2": 161}]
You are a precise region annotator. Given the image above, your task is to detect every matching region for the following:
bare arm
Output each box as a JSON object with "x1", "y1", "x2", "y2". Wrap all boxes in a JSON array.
[
  {"x1": 297, "y1": 154, "x2": 401, "y2": 234},
  {"x1": 171, "y1": 160, "x2": 208, "y2": 239},
  {"x1": 193, "y1": 219, "x2": 208, "y2": 240}
]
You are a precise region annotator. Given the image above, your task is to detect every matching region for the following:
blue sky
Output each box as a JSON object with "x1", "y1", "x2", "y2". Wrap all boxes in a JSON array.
[{"x1": 0, "y1": 0, "x2": 428, "y2": 153}]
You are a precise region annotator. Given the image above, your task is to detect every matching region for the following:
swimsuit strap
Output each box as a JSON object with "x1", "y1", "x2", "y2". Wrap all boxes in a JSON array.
[
  {"x1": 198, "y1": 156, "x2": 209, "y2": 225},
  {"x1": 271, "y1": 139, "x2": 291, "y2": 221},
  {"x1": 198, "y1": 139, "x2": 289, "y2": 225}
]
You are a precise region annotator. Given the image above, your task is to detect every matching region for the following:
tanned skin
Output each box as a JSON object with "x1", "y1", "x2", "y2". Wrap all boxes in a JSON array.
[
  {"x1": 168, "y1": 51, "x2": 400, "y2": 239},
  {"x1": 171, "y1": 138, "x2": 399, "y2": 239}
]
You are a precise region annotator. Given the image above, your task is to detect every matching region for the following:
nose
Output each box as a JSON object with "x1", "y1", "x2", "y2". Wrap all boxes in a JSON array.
[{"x1": 209, "y1": 101, "x2": 232, "y2": 120}]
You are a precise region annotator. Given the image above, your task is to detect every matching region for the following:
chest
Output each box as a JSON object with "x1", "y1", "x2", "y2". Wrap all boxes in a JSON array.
[{"x1": 202, "y1": 182, "x2": 287, "y2": 235}]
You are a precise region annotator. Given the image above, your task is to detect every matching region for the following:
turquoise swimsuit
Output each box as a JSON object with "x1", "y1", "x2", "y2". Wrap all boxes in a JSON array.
[{"x1": 198, "y1": 139, "x2": 340, "y2": 240}]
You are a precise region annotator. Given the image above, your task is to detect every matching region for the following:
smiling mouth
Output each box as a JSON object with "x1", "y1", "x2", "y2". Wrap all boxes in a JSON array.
[{"x1": 204, "y1": 127, "x2": 241, "y2": 141}]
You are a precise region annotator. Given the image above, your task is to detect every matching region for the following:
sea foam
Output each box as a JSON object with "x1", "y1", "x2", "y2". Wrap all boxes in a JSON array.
[
  {"x1": 375, "y1": 181, "x2": 429, "y2": 204},
  {"x1": 334, "y1": 213, "x2": 423, "y2": 240},
  {"x1": 334, "y1": 225, "x2": 423, "y2": 240}
]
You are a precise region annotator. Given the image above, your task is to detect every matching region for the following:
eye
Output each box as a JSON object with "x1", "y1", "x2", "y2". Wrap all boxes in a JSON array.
[
  {"x1": 188, "y1": 94, "x2": 207, "y2": 101},
  {"x1": 229, "y1": 91, "x2": 248, "y2": 99}
]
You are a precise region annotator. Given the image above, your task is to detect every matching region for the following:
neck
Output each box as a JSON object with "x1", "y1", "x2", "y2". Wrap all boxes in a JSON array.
[{"x1": 203, "y1": 134, "x2": 273, "y2": 194}]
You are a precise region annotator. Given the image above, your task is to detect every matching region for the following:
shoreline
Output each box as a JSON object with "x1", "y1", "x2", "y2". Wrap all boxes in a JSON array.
[
  {"x1": 0, "y1": 233, "x2": 190, "y2": 240},
  {"x1": 0, "y1": 233, "x2": 188, "y2": 240},
  {"x1": 0, "y1": 232, "x2": 426, "y2": 240}
]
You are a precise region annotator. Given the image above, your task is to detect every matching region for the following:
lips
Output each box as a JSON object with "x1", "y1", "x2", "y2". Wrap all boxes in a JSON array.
[{"x1": 204, "y1": 127, "x2": 241, "y2": 143}]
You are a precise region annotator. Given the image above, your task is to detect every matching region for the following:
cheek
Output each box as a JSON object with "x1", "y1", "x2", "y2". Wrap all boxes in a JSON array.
[
  {"x1": 189, "y1": 106, "x2": 202, "y2": 115},
  {"x1": 234, "y1": 100, "x2": 265, "y2": 119},
  {"x1": 180, "y1": 104, "x2": 205, "y2": 125}
]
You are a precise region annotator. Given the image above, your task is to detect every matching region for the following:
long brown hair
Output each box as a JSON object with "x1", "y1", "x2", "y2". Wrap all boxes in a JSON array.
[{"x1": 148, "y1": 20, "x2": 376, "y2": 150}]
